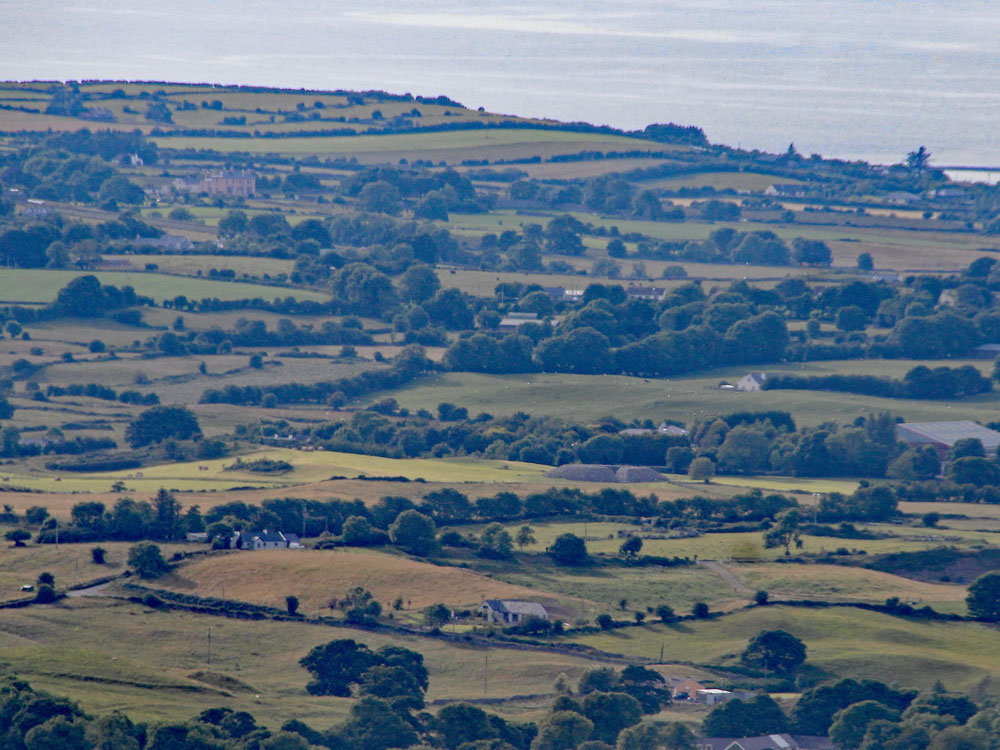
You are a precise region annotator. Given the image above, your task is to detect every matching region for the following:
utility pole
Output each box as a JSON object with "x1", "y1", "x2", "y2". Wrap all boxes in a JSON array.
[
  {"x1": 207, "y1": 628, "x2": 212, "y2": 664},
  {"x1": 484, "y1": 655, "x2": 488, "y2": 695}
]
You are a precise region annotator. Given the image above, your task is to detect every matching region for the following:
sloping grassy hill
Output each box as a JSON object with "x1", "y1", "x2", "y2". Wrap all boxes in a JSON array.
[
  {"x1": 572, "y1": 605, "x2": 1000, "y2": 692},
  {"x1": 0, "y1": 597, "x2": 611, "y2": 728},
  {"x1": 161, "y1": 548, "x2": 579, "y2": 616}
]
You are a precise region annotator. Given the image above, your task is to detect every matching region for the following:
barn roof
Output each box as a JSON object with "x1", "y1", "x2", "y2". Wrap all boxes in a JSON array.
[{"x1": 896, "y1": 421, "x2": 1000, "y2": 451}]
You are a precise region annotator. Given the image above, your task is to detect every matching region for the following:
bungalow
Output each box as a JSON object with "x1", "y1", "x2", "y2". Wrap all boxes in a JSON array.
[
  {"x1": 737, "y1": 373, "x2": 769, "y2": 392},
  {"x1": 137, "y1": 235, "x2": 195, "y2": 252},
  {"x1": 478, "y1": 599, "x2": 549, "y2": 625},
  {"x1": 239, "y1": 530, "x2": 303, "y2": 550},
  {"x1": 665, "y1": 677, "x2": 706, "y2": 699},
  {"x1": 626, "y1": 285, "x2": 667, "y2": 302},
  {"x1": 764, "y1": 184, "x2": 806, "y2": 198},
  {"x1": 697, "y1": 735, "x2": 833, "y2": 750}
]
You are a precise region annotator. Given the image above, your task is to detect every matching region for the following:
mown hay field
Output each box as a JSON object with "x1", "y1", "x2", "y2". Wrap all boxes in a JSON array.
[{"x1": 161, "y1": 548, "x2": 576, "y2": 616}]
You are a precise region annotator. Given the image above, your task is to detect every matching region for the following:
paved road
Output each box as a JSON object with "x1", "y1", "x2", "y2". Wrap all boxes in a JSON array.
[{"x1": 698, "y1": 560, "x2": 752, "y2": 595}]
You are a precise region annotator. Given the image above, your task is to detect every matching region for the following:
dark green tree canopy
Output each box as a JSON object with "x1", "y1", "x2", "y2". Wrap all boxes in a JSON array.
[
  {"x1": 125, "y1": 406, "x2": 200, "y2": 448},
  {"x1": 741, "y1": 629, "x2": 807, "y2": 673}
]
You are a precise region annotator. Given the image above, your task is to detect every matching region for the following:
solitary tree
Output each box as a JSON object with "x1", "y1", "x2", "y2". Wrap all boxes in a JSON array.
[
  {"x1": 741, "y1": 629, "x2": 807, "y2": 673},
  {"x1": 688, "y1": 457, "x2": 715, "y2": 482},
  {"x1": 423, "y1": 603, "x2": 451, "y2": 628},
  {"x1": 5, "y1": 529, "x2": 30, "y2": 547},
  {"x1": 127, "y1": 542, "x2": 169, "y2": 579},
  {"x1": 905, "y1": 146, "x2": 931, "y2": 173},
  {"x1": 764, "y1": 508, "x2": 802, "y2": 556},
  {"x1": 286, "y1": 595, "x2": 300, "y2": 615},
  {"x1": 620, "y1": 536, "x2": 643, "y2": 557},
  {"x1": 516, "y1": 525, "x2": 536, "y2": 550},
  {"x1": 548, "y1": 533, "x2": 588, "y2": 565}
]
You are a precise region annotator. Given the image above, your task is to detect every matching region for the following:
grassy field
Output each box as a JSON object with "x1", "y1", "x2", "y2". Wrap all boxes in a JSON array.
[
  {"x1": 369, "y1": 363, "x2": 1000, "y2": 427},
  {"x1": 0, "y1": 269, "x2": 328, "y2": 304},
  {"x1": 0, "y1": 597, "x2": 612, "y2": 728},
  {"x1": 642, "y1": 172, "x2": 803, "y2": 191},
  {"x1": 108, "y1": 254, "x2": 297, "y2": 278},
  {"x1": 732, "y1": 563, "x2": 968, "y2": 609},
  {"x1": 570, "y1": 605, "x2": 1000, "y2": 692},
  {"x1": 0, "y1": 540, "x2": 200, "y2": 600},
  {"x1": 153, "y1": 129, "x2": 658, "y2": 159},
  {"x1": 481, "y1": 519, "x2": 1000, "y2": 562},
  {"x1": 0, "y1": 448, "x2": 554, "y2": 494},
  {"x1": 159, "y1": 548, "x2": 577, "y2": 619}
]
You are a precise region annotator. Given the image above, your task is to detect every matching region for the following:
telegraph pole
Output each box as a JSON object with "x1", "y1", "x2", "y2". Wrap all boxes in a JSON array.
[
  {"x1": 484, "y1": 655, "x2": 488, "y2": 695},
  {"x1": 207, "y1": 628, "x2": 212, "y2": 664}
]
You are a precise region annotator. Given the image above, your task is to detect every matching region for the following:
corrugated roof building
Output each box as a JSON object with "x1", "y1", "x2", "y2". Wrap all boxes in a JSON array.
[{"x1": 896, "y1": 421, "x2": 1000, "y2": 455}]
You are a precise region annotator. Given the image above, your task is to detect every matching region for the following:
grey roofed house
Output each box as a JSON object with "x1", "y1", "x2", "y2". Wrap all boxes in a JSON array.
[
  {"x1": 498, "y1": 312, "x2": 540, "y2": 329},
  {"x1": 625, "y1": 285, "x2": 667, "y2": 301},
  {"x1": 696, "y1": 735, "x2": 833, "y2": 750},
  {"x1": 895, "y1": 421, "x2": 1000, "y2": 455},
  {"x1": 479, "y1": 599, "x2": 549, "y2": 624},
  {"x1": 737, "y1": 372, "x2": 769, "y2": 392}
]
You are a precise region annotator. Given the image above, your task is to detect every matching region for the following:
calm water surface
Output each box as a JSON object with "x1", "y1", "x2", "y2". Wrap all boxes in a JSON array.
[{"x1": 2, "y1": 0, "x2": 999, "y2": 166}]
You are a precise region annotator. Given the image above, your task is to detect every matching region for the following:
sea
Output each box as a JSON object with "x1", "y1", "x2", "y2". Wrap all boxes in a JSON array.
[{"x1": 2, "y1": 0, "x2": 999, "y2": 171}]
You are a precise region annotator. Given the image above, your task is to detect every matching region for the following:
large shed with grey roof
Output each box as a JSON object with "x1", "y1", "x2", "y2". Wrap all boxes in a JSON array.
[
  {"x1": 895, "y1": 421, "x2": 1000, "y2": 455},
  {"x1": 478, "y1": 599, "x2": 549, "y2": 624}
]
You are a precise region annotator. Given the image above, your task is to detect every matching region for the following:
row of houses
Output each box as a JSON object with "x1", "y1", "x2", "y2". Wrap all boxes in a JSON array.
[{"x1": 173, "y1": 169, "x2": 257, "y2": 198}]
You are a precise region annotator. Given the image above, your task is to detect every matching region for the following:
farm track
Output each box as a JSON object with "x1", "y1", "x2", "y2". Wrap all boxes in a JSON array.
[{"x1": 697, "y1": 560, "x2": 752, "y2": 595}]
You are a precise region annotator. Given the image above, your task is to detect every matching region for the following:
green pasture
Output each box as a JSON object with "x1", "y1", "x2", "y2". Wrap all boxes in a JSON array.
[
  {"x1": 0, "y1": 269, "x2": 328, "y2": 304},
  {"x1": 643, "y1": 172, "x2": 803, "y2": 191},
  {"x1": 363, "y1": 364, "x2": 1000, "y2": 427},
  {"x1": 153, "y1": 128, "x2": 654, "y2": 157},
  {"x1": 447, "y1": 207, "x2": 987, "y2": 273},
  {"x1": 0, "y1": 449, "x2": 552, "y2": 494},
  {"x1": 0, "y1": 597, "x2": 609, "y2": 728},
  {"x1": 571, "y1": 605, "x2": 1000, "y2": 692},
  {"x1": 481, "y1": 557, "x2": 744, "y2": 619},
  {"x1": 483, "y1": 520, "x2": 999, "y2": 562}
]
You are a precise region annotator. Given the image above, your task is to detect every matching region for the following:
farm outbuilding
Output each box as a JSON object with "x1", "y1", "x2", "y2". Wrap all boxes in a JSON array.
[{"x1": 895, "y1": 421, "x2": 1000, "y2": 456}]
